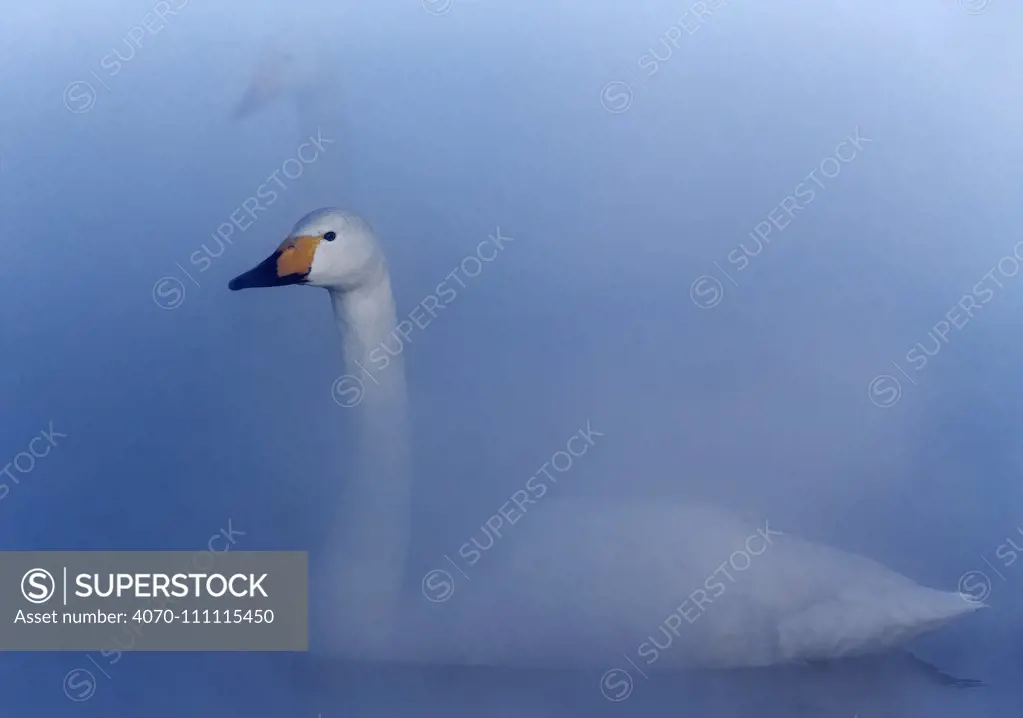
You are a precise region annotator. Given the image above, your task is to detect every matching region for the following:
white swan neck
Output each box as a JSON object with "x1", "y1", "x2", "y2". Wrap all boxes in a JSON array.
[
  {"x1": 330, "y1": 278, "x2": 400, "y2": 378},
  {"x1": 321, "y1": 277, "x2": 411, "y2": 658}
]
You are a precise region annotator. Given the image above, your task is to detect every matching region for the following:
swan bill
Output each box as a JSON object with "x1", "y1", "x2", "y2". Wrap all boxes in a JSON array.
[
  {"x1": 233, "y1": 60, "x2": 286, "y2": 119},
  {"x1": 228, "y1": 235, "x2": 321, "y2": 290},
  {"x1": 233, "y1": 85, "x2": 269, "y2": 119}
]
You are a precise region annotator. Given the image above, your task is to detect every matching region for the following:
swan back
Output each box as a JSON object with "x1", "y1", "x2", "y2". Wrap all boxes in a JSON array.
[{"x1": 420, "y1": 502, "x2": 982, "y2": 669}]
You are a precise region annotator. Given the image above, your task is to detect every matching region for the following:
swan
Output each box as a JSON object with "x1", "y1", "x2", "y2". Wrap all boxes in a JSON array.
[
  {"x1": 232, "y1": 29, "x2": 338, "y2": 125},
  {"x1": 228, "y1": 208, "x2": 985, "y2": 674}
]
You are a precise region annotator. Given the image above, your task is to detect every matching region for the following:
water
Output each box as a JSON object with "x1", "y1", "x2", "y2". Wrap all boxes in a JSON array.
[{"x1": 1, "y1": 0, "x2": 1021, "y2": 714}]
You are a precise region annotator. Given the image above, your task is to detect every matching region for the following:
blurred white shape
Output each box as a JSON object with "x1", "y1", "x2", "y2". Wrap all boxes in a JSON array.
[
  {"x1": 419, "y1": 501, "x2": 984, "y2": 672},
  {"x1": 232, "y1": 30, "x2": 337, "y2": 124}
]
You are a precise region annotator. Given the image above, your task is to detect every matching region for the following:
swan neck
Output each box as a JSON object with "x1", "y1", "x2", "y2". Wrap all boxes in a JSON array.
[
  {"x1": 331, "y1": 278, "x2": 400, "y2": 377},
  {"x1": 320, "y1": 277, "x2": 411, "y2": 657}
]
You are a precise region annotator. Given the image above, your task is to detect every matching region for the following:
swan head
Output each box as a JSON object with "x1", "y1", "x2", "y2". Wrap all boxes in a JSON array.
[
  {"x1": 233, "y1": 36, "x2": 323, "y2": 119},
  {"x1": 228, "y1": 208, "x2": 385, "y2": 293}
]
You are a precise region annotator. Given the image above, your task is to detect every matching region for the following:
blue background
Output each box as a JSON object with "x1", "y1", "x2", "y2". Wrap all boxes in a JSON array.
[{"x1": 1, "y1": 0, "x2": 1021, "y2": 715}]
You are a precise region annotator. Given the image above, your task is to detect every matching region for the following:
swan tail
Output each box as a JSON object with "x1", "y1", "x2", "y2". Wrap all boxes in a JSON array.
[
  {"x1": 777, "y1": 588, "x2": 985, "y2": 661},
  {"x1": 914, "y1": 588, "x2": 988, "y2": 626}
]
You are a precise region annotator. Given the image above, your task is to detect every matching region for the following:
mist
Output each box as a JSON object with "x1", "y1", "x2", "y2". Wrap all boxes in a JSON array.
[{"x1": 1, "y1": 0, "x2": 1021, "y2": 715}]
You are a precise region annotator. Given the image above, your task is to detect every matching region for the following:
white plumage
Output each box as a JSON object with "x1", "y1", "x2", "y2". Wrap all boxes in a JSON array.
[{"x1": 230, "y1": 208, "x2": 983, "y2": 672}]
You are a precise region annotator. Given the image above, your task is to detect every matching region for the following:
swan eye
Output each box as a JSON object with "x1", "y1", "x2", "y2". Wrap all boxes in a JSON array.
[{"x1": 323, "y1": 231, "x2": 337, "y2": 242}]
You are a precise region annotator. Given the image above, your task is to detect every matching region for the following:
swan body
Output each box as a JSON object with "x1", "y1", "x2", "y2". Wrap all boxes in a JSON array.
[
  {"x1": 229, "y1": 209, "x2": 982, "y2": 670},
  {"x1": 415, "y1": 501, "x2": 980, "y2": 670}
]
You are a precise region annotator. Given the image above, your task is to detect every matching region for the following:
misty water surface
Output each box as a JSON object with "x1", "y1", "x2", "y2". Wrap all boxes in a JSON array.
[{"x1": 1, "y1": 0, "x2": 1022, "y2": 715}]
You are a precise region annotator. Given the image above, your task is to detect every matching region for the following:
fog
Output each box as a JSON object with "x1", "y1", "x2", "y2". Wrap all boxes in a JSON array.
[{"x1": 1, "y1": 0, "x2": 1021, "y2": 715}]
